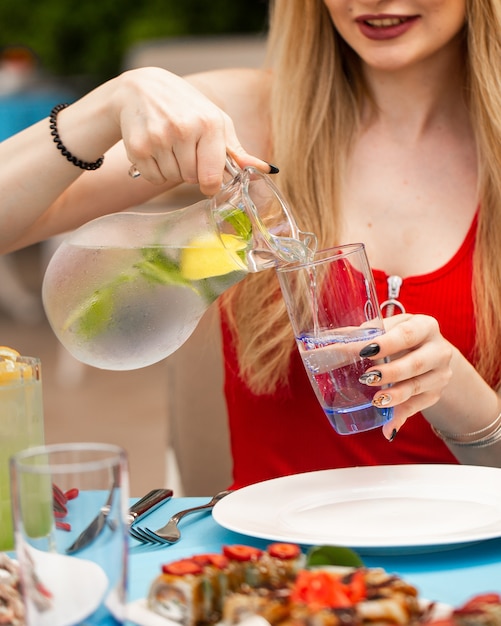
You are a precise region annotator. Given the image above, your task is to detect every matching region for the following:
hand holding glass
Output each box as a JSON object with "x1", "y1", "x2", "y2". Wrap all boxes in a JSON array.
[{"x1": 277, "y1": 244, "x2": 393, "y2": 434}]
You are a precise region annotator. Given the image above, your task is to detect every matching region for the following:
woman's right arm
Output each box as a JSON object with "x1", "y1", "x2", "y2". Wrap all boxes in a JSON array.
[{"x1": 0, "y1": 66, "x2": 270, "y2": 254}]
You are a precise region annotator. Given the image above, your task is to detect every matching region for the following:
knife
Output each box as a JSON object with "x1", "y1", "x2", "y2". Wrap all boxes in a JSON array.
[
  {"x1": 126, "y1": 488, "x2": 174, "y2": 525},
  {"x1": 66, "y1": 487, "x2": 173, "y2": 554}
]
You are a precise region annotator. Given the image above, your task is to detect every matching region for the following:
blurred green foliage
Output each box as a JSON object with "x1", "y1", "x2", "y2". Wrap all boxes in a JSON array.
[{"x1": 0, "y1": 0, "x2": 268, "y2": 87}]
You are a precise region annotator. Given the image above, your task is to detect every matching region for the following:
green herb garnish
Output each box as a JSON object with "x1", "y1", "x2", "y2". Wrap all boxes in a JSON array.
[
  {"x1": 221, "y1": 208, "x2": 253, "y2": 240},
  {"x1": 64, "y1": 248, "x2": 192, "y2": 341},
  {"x1": 306, "y1": 545, "x2": 364, "y2": 568}
]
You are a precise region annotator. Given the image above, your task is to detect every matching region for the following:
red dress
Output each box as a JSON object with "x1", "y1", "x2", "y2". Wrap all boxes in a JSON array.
[{"x1": 221, "y1": 217, "x2": 476, "y2": 490}]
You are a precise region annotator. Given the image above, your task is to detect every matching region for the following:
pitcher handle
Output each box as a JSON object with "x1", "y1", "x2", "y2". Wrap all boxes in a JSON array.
[{"x1": 225, "y1": 154, "x2": 241, "y2": 178}]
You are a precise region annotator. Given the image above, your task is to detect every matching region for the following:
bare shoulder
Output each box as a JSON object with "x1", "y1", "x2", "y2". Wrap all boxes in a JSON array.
[
  {"x1": 186, "y1": 67, "x2": 271, "y2": 111},
  {"x1": 187, "y1": 68, "x2": 272, "y2": 157}
]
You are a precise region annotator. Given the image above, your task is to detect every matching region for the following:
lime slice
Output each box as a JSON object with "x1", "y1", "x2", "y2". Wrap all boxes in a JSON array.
[
  {"x1": 306, "y1": 545, "x2": 364, "y2": 568},
  {"x1": 180, "y1": 233, "x2": 246, "y2": 281}
]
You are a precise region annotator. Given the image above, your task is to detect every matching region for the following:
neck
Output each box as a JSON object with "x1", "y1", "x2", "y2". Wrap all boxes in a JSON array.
[{"x1": 361, "y1": 38, "x2": 468, "y2": 139}]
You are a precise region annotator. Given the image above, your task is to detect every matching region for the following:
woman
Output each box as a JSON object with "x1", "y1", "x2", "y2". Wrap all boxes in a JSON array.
[
  {"x1": 218, "y1": 0, "x2": 501, "y2": 487},
  {"x1": 1, "y1": 0, "x2": 500, "y2": 488}
]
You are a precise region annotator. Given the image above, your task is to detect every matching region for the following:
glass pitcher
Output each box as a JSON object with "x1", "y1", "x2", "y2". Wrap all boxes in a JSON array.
[{"x1": 42, "y1": 157, "x2": 316, "y2": 370}]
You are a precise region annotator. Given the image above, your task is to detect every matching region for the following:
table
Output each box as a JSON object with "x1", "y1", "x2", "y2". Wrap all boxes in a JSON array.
[{"x1": 128, "y1": 496, "x2": 501, "y2": 611}]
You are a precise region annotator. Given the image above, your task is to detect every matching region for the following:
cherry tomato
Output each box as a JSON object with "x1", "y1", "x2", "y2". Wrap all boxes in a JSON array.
[
  {"x1": 223, "y1": 545, "x2": 263, "y2": 562},
  {"x1": 267, "y1": 542, "x2": 301, "y2": 560},
  {"x1": 192, "y1": 553, "x2": 229, "y2": 569},
  {"x1": 162, "y1": 559, "x2": 203, "y2": 576}
]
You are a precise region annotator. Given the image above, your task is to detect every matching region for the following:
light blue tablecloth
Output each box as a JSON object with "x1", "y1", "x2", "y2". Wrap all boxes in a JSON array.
[
  {"x1": 128, "y1": 496, "x2": 501, "y2": 610},
  {"x1": 6, "y1": 495, "x2": 501, "y2": 624}
]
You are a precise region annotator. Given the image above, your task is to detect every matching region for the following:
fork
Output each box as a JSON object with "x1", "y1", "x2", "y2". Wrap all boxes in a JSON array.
[{"x1": 129, "y1": 489, "x2": 232, "y2": 545}]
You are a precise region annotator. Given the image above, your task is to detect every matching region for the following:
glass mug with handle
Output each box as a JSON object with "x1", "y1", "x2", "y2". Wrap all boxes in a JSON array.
[
  {"x1": 276, "y1": 244, "x2": 393, "y2": 435},
  {"x1": 42, "y1": 156, "x2": 316, "y2": 371}
]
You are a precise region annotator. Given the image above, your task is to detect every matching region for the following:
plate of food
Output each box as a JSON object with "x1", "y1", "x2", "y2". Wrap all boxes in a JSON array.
[
  {"x1": 212, "y1": 465, "x2": 501, "y2": 554},
  {"x1": 125, "y1": 542, "x2": 452, "y2": 626}
]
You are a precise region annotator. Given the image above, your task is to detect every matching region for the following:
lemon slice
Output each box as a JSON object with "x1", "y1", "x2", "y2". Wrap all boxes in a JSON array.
[
  {"x1": 0, "y1": 346, "x2": 20, "y2": 359},
  {"x1": 0, "y1": 346, "x2": 31, "y2": 384},
  {"x1": 180, "y1": 233, "x2": 247, "y2": 281}
]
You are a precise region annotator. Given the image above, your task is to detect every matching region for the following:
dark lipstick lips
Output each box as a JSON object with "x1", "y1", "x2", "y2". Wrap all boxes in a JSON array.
[{"x1": 356, "y1": 15, "x2": 419, "y2": 41}]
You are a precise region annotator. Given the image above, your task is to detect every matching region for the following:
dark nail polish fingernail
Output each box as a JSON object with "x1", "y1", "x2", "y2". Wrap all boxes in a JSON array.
[
  {"x1": 268, "y1": 163, "x2": 279, "y2": 174},
  {"x1": 359, "y1": 343, "x2": 380, "y2": 358},
  {"x1": 358, "y1": 370, "x2": 382, "y2": 385},
  {"x1": 389, "y1": 428, "x2": 397, "y2": 442}
]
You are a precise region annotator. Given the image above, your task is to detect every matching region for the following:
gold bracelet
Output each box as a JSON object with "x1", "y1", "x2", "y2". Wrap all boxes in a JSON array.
[{"x1": 431, "y1": 411, "x2": 501, "y2": 448}]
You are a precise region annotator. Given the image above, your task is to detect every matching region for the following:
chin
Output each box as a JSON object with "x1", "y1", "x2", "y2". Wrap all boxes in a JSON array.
[{"x1": 360, "y1": 50, "x2": 421, "y2": 73}]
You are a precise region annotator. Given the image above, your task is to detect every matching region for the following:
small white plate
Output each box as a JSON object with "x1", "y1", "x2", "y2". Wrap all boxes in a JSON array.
[
  {"x1": 127, "y1": 599, "x2": 175, "y2": 626},
  {"x1": 24, "y1": 547, "x2": 108, "y2": 626},
  {"x1": 212, "y1": 465, "x2": 501, "y2": 554}
]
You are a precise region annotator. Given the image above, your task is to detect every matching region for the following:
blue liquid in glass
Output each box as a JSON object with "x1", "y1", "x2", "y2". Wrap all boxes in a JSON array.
[{"x1": 298, "y1": 327, "x2": 393, "y2": 435}]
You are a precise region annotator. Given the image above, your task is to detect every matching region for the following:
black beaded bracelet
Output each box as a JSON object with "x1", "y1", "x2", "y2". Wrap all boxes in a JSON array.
[{"x1": 49, "y1": 103, "x2": 104, "y2": 171}]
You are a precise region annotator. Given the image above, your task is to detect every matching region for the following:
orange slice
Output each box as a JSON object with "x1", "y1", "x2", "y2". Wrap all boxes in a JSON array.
[
  {"x1": 0, "y1": 346, "x2": 20, "y2": 359},
  {"x1": 0, "y1": 346, "x2": 32, "y2": 384}
]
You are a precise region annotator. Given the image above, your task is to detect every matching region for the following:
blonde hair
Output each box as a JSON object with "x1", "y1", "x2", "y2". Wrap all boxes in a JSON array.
[
  {"x1": 467, "y1": 0, "x2": 501, "y2": 388},
  {"x1": 221, "y1": 0, "x2": 501, "y2": 394}
]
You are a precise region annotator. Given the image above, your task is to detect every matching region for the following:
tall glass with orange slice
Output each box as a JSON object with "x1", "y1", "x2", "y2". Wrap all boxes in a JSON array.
[{"x1": 0, "y1": 347, "x2": 44, "y2": 550}]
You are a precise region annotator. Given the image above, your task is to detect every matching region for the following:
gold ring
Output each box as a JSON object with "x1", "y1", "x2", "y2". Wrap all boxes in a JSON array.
[{"x1": 128, "y1": 164, "x2": 141, "y2": 179}]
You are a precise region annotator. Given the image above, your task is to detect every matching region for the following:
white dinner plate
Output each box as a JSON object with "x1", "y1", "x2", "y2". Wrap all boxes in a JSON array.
[{"x1": 212, "y1": 464, "x2": 501, "y2": 554}]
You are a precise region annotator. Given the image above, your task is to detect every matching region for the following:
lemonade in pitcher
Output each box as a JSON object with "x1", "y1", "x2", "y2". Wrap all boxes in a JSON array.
[{"x1": 42, "y1": 158, "x2": 315, "y2": 371}]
